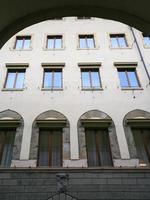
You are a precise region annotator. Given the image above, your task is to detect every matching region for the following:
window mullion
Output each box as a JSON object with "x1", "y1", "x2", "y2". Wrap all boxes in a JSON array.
[
  {"x1": 52, "y1": 71, "x2": 55, "y2": 89},
  {"x1": 126, "y1": 71, "x2": 131, "y2": 87},
  {"x1": 14, "y1": 72, "x2": 18, "y2": 88},
  {"x1": 89, "y1": 70, "x2": 92, "y2": 88}
]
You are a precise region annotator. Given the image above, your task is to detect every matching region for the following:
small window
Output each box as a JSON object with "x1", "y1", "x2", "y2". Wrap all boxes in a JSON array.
[
  {"x1": 81, "y1": 68, "x2": 101, "y2": 90},
  {"x1": 38, "y1": 129, "x2": 62, "y2": 167},
  {"x1": 14, "y1": 36, "x2": 31, "y2": 50},
  {"x1": 110, "y1": 34, "x2": 128, "y2": 48},
  {"x1": 143, "y1": 34, "x2": 150, "y2": 47},
  {"x1": 43, "y1": 68, "x2": 62, "y2": 90},
  {"x1": 46, "y1": 35, "x2": 63, "y2": 49},
  {"x1": 77, "y1": 17, "x2": 91, "y2": 20},
  {"x1": 117, "y1": 68, "x2": 140, "y2": 89},
  {"x1": 79, "y1": 35, "x2": 95, "y2": 49},
  {"x1": 4, "y1": 69, "x2": 25, "y2": 89},
  {"x1": 0, "y1": 129, "x2": 16, "y2": 167},
  {"x1": 85, "y1": 129, "x2": 113, "y2": 167}
]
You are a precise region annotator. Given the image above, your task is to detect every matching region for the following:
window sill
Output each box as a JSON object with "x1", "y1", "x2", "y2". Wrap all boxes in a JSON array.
[
  {"x1": 2, "y1": 88, "x2": 24, "y2": 91},
  {"x1": 143, "y1": 45, "x2": 150, "y2": 49},
  {"x1": 9, "y1": 48, "x2": 33, "y2": 51},
  {"x1": 41, "y1": 88, "x2": 63, "y2": 91},
  {"x1": 109, "y1": 46, "x2": 132, "y2": 50},
  {"x1": 77, "y1": 47, "x2": 99, "y2": 50},
  {"x1": 42, "y1": 47, "x2": 65, "y2": 51},
  {"x1": 121, "y1": 87, "x2": 143, "y2": 91},
  {"x1": 81, "y1": 88, "x2": 103, "y2": 91}
]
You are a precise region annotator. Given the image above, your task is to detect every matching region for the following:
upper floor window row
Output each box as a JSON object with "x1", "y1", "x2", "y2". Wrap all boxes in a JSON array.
[
  {"x1": 2, "y1": 64, "x2": 142, "y2": 91},
  {"x1": 13, "y1": 33, "x2": 150, "y2": 50}
]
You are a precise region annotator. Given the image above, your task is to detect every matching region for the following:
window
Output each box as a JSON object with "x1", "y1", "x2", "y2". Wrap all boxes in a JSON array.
[
  {"x1": 4, "y1": 69, "x2": 25, "y2": 89},
  {"x1": 110, "y1": 34, "x2": 128, "y2": 48},
  {"x1": 117, "y1": 68, "x2": 140, "y2": 89},
  {"x1": 79, "y1": 35, "x2": 95, "y2": 49},
  {"x1": 38, "y1": 129, "x2": 62, "y2": 167},
  {"x1": 43, "y1": 68, "x2": 62, "y2": 90},
  {"x1": 132, "y1": 128, "x2": 150, "y2": 165},
  {"x1": 14, "y1": 36, "x2": 31, "y2": 50},
  {"x1": 77, "y1": 17, "x2": 91, "y2": 20},
  {"x1": 46, "y1": 35, "x2": 63, "y2": 49},
  {"x1": 0, "y1": 129, "x2": 16, "y2": 167},
  {"x1": 143, "y1": 34, "x2": 150, "y2": 47},
  {"x1": 85, "y1": 128, "x2": 112, "y2": 167},
  {"x1": 81, "y1": 68, "x2": 101, "y2": 89}
]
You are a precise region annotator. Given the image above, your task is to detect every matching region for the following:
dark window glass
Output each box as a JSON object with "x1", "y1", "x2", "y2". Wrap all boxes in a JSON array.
[
  {"x1": 5, "y1": 69, "x2": 25, "y2": 89},
  {"x1": 0, "y1": 130, "x2": 15, "y2": 167},
  {"x1": 47, "y1": 36, "x2": 62, "y2": 49},
  {"x1": 132, "y1": 128, "x2": 150, "y2": 165},
  {"x1": 118, "y1": 68, "x2": 140, "y2": 88},
  {"x1": 110, "y1": 34, "x2": 127, "y2": 48},
  {"x1": 81, "y1": 68, "x2": 101, "y2": 89},
  {"x1": 77, "y1": 17, "x2": 91, "y2": 19},
  {"x1": 85, "y1": 129, "x2": 112, "y2": 167},
  {"x1": 38, "y1": 129, "x2": 62, "y2": 167},
  {"x1": 79, "y1": 35, "x2": 95, "y2": 48},
  {"x1": 43, "y1": 68, "x2": 62, "y2": 89},
  {"x1": 15, "y1": 36, "x2": 31, "y2": 49}
]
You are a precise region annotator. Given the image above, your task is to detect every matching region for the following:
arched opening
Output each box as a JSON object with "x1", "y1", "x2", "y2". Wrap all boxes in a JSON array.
[
  {"x1": 0, "y1": 109, "x2": 24, "y2": 167},
  {"x1": 78, "y1": 110, "x2": 120, "y2": 167},
  {"x1": 124, "y1": 109, "x2": 150, "y2": 166},
  {"x1": 30, "y1": 110, "x2": 70, "y2": 167}
]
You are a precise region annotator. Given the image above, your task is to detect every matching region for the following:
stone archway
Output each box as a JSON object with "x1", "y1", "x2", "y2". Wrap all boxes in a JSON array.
[
  {"x1": 77, "y1": 110, "x2": 121, "y2": 166},
  {"x1": 29, "y1": 110, "x2": 70, "y2": 166}
]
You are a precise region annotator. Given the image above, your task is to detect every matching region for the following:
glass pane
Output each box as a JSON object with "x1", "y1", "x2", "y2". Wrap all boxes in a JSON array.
[
  {"x1": 15, "y1": 39, "x2": 23, "y2": 49},
  {"x1": 81, "y1": 72, "x2": 90, "y2": 88},
  {"x1": 118, "y1": 71, "x2": 129, "y2": 88},
  {"x1": 91, "y1": 71, "x2": 100, "y2": 88},
  {"x1": 15, "y1": 72, "x2": 25, "y2": 89},
  {"x1": 144, "y1": 37, "x2": 150, "y2": 46},
  {"x1": 47, "y1": 38, "x2": 54, "y2": 49},
  {"x1": 111, "y1": 38, "x2": 118, "y2": 48},
  {"x1": 55, "y1": 38, "x2": 62, "y2": 48},
  {"x1": 23, "y1": 38, "x2": 31, "y2": 49},
  {"x1": 38, "y1": 131, "x2": 49, "y2": 166},
  {"x1": 44, "y1": 72, "x2": 52, "y2": 88},
  {"x1": 118, "y1": 37, "x2": 127, "y2": 47},
  {"x1": 5, "y1": 72, "x2": 16, "y2": 88},
  {"x1": 128, "y1": 71, "x2": 139, "y2": 87},
  {"x1": 51, "y1": 130, "x2": 62, "y2": 167},
  {"x1": 79, "y1": 38, "x2": 87, "y2": 48},
  {"x1": 87, "y1": 38, "x2": 94, "y2": 48},
  {"x1": 53, "y1": 71, "x2": 62, "y2": 88}
]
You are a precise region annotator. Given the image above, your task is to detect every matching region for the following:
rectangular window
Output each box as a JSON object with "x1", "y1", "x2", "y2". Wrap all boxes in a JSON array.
[
  {"x1": 4, "y1": 69, "x2": 25, "y2": 89},
  {"x1": 132, "y1": 128, "x2": 150, "y2": 165},
  {"x1": 38, "y1": 129, "x2": 62, "y2": 167},
  {"x1": 79, "y1": 35, "x2": 95, "y2": 49},
  {"x1": 117, "y1": 68, "x2": 140, "y2": 89},
  {"x1": 85, "y1": 129, "x2": 112, "y2": 167},
  {"x1": 81, "y1": 68, "x2": 101, "y2": 89},
  {"x1": 0, "y1": 129, "x2": 15, "y2": 167},
  {"x1": 47, "y1": 35, "x2": 63, "y2": 49},
  {"x1": 110, "y1": 34, "x2": 128, "y2": 48},
  {"x1": 43, "y1": 68, "x2": 62, "y2": 90},
  {"x1": 143, "y1": 34, "x2": 150, "y2": 47},
  {"x1": 15, "y1": 36, "x2": 31, "y2": 50}
]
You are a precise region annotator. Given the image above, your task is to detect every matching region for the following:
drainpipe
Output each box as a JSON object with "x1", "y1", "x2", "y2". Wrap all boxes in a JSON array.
[{"x1": 129, "y1": 26, "x2": 150, "y2": 84}]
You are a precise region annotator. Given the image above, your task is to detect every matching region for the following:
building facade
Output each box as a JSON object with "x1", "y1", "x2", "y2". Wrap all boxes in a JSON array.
[{"x1": 0, "y1": 17, "x2": 150, "y2": 199}]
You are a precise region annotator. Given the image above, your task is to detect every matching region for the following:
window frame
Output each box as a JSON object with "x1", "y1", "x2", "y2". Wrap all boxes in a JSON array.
[
  {"x1": 45, "y1": 35, "x2": 64, "y2": 50},
  {"x1": 116, "y1": 65, "x2": 142, "y2": 90},
  {"x1": 77, "y1": 34, "x2": 97, "y2": 49},
  {"x1": 109, "y1": 33, "x2": 130, "y2": 49},
  {"x1": 42, "y1": 66, "x2": 63, "y2": 91},
  {"x1": 79, "y1": 65, "x2": 102, "y2": 90},
  {"x1": 3, "y1": 64, "x2": 28, "y2": 91},
  {"x1": 13, "y1": 35, "x2": 32, "y2": 50}
]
